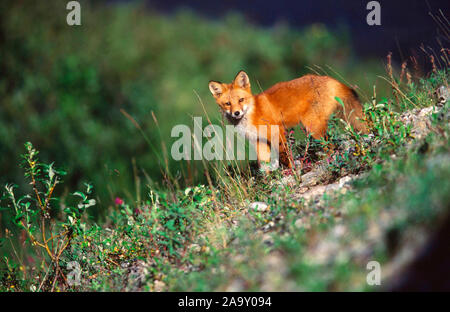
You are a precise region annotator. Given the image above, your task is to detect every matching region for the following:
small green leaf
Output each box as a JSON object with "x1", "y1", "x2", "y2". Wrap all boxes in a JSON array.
[
  {"x1": 73, "y1": 192, "x2": 87, "y2": 200},
  {"x1": 334, "y1": 96, "x2": 345, "y2": 108}
]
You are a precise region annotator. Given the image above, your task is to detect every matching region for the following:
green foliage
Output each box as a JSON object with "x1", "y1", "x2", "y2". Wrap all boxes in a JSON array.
[
  {"x1": 0, "y1": 1, "x2": 384, "y2": 215},
  {"x1": 1, "y1": 142, "x2": 218, "y2": 291},
  {"x1": 1, "y1": 142, "x2": 95, "y2": 291},
  {"x1": 311, "y1": 69, "x2": 448, "y2": 178}
]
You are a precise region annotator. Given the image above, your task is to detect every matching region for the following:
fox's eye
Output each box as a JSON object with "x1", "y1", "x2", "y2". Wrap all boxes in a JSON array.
[
  {"x1": 225, "y1": 102, "x2": 231, "y2": 106},
  {"x1": 239, "y1": 98, "x2": 244, "y2": 103}
]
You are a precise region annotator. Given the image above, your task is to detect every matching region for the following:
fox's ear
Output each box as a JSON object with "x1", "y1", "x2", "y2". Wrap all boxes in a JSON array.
[
  {"x1": 233, "y1": 70, "x2": 250, "y2": 89},
  {"x1": 209, "y1": 81, "x2": 223, "y2": 98}
]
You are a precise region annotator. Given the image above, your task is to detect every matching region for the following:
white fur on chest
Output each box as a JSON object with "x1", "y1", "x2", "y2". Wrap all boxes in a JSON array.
[
  {"x1": 234, "y1": 118, "x2": 259, "y2": 143},
  {"x1": 224, "y1": 107, "x2": 259, "y2": 143}
]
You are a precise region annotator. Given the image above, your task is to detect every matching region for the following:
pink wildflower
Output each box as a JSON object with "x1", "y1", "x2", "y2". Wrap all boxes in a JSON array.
[{"x1": 115, "y1": 197, "x2": 124, "y2": 205}]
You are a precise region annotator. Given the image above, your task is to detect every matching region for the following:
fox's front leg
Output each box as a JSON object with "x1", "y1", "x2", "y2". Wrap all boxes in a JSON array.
[
  {"x1": 256, "y1": 140, "x2": 272, "y2": 173},
  {"x1": 256, "y1": 131, "x2": 293, "y2": 172}
]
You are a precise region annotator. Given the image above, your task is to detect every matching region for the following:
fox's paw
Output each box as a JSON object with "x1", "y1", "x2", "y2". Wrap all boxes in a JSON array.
[{"x1": 259, "y1": 161, "x2": 279, "y2": 174}]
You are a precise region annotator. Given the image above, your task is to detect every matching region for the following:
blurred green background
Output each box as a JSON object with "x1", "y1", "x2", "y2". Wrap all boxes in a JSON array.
[{"x1": 0, "y1": 1, "x2": 387, "y2": 216}]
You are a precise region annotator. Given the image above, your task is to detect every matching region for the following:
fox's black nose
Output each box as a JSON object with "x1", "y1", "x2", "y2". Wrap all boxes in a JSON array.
[{"x1": 234, "y1": 111, "x2": 240, "y2": 117}]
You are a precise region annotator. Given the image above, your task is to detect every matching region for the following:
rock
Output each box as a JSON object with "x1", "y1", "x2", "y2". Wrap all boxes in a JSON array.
[
  {"x1": 332, "y1": 224, "x2": 347, "y2": 238},
  {"x1": 399, "y1": 106, "x2": 438, "y2": 140},
  {"x1": 262, "y1": 234, "x2": 274, "y2": 246},
  {"x1": 294, "y1": 218, "x2": 304, "y2": 229},
  {"x1": 299, "y1": 164, "x2": 329, "y2": 187},
  {"x1": 249, "y1": 201, "x2": 269, "y2": 212},
  {"x1": 338, "y1": 175, "x2": 353, "y2": 187},
  {"x1": 262, "y1": 221, "x2": 275, "y2": 232},
  {"x1": 435, "y1": 85, "x2": 449, "y2": 106}
]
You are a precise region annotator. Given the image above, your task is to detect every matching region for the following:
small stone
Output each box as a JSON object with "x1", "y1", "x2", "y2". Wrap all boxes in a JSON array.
[
  {"x1": 332, "y1": 224, "x2": 347, "y2": 238},
  {"x1": 435, "y1": 85, "x2": 449, "y2": 105},
  {"x1": 294, "y1": 219, "x2": 304, "y2": 228},
  {"x1": 262, "y1": 234, "x2": 274, "y2": 246},
  {"x1": 262, "y1": 221, "x2": 275, "y2": 232},
  {"x1": 338, "y1": 175, "x2": 353, "y2": 187},
  {"x1": 249, "y1": 201, "x2": 269, "y2": 212}
]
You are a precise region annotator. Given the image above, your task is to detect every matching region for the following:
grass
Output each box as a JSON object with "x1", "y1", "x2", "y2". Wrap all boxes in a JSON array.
[
  {"x1": 1, "y1": 45, "x2": 448, "y2": 292},
  {"x1": 0, "y1": 1, "x2": 390, "y2": 216}
]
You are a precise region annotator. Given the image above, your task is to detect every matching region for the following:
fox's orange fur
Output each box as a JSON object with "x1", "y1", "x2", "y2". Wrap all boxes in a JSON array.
[{"x1": 209, "y1": 70, "x2": 367, "y2": 169}]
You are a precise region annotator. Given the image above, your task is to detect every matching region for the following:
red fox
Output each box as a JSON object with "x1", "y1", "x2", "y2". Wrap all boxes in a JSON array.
[{"x1": 208, "y1": 70, "x2": 368, "y2": 169}]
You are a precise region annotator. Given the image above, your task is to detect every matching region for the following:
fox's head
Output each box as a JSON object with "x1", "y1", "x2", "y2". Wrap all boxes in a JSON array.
[{"x1": 208, "y1": 70, "x2": 254, "y2": 121}]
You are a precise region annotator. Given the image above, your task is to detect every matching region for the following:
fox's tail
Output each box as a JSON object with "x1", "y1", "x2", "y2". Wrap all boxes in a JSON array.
[{"x1": 338, "y1": 89, "x2": 368, "y2": 134}]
